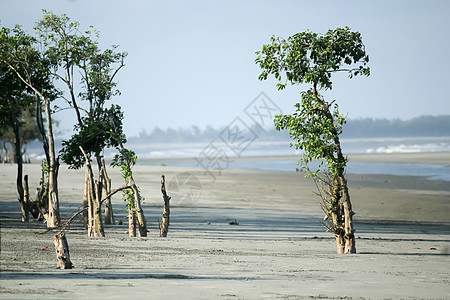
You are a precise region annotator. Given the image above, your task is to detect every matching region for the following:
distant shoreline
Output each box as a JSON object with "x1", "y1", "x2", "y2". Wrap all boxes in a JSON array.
[
  {"x1": 23, "y1": 151, "x2": 450, "y2": 182},
  {"x1": 131, "y1": 151, "x2": 450, "y2": 165},
  {"x1": 25, "y1": 151, "x2": 449, "y2": 166}
]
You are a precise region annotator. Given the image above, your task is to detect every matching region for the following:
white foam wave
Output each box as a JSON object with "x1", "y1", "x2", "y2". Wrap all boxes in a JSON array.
[{"x1": 366, "y1": 142, "x2": 450, "y2": 154}]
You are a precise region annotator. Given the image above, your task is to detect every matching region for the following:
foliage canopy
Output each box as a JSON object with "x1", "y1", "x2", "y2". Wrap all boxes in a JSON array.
[
  {"x1": 33, "y1": 11, "x2": 127, "y2": 169},
  {"x1": 256, "y1": 27, "x2": 370, "y2": 176},
  {"x1": 256, "y1": 26, "x2": 369, "y2": 91}
]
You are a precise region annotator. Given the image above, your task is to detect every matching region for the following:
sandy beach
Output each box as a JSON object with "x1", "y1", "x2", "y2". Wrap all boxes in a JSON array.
[{"x1": 1, "y1": 152, "x2": 450, "y2": 299}]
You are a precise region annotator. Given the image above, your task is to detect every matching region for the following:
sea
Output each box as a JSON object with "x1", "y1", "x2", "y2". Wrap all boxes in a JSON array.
[
  {"x1": 23, "y1": 136, "x2": 450, "y2": 182},
  {"x1": 128, "y1": 136, "x2": 450, "y2": 182}
]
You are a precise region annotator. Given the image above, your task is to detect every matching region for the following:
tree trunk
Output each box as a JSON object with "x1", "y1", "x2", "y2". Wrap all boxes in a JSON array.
[
  {"x1": 330, "y1": 175, "x2": 355, "y2": 254},
  {"x1": 23, "y1": 175, "x2": 30, "y2": 222},
  {"x1": 313, "y1": 85, "x2": 357, "y2": 254},
  {"x1": 45, "y1": 97, "x2": 60, "y2": 228},
  {"x1": 329, "y1": 176, "x2": 344, "y2": 253},
  {"x1": 11, "y1": 111, "x2": 28, "y2": 222},
  {"x1": 0, "y1": 144, "x2": 4, "y2": 163},
  {"x1": 87, "y1": 175, "x2": 94, "y2": 236},
  {"x1": 82, "y1": 166, "x2": 89, "y2": 229},
  {"x1": 36, "y1": 100, "x2": 50, "y2": 165},
  {"x1": 159, "y1": 175, "x2": 171, "y2": 237},
  {"x1": 128, "y1": 210, "x2": 136, "y2": 237},
  {"x1": 333, "y1": 141, "x2": 356, "y2": 254},
  {"x1": 340, "y1": 175, "x2": 356, "y2": 253},
  {"x1": 103, "y1": 176, "x2": 113, "y2": 224},
  {"x1": 333, "y1": 143, "x2": 356, "y2": 253},
  {"x1": 54, "y1": 232, "x2": 73, "y2": 269},
  {"x1": 90, "y1": 180, "x2": 105, "y2": 237},
  {"x1": 32, "y1": 185, "x2": 46, "y2": 221},
  {"x1": 80, "y1": 147, "x2": 105, "y2": 237},
  {"x1": 87, "y1": 180, "x2": 105, "y2": 237},
  {"x1": 335, "y1": 234, "x2": 345, "y2": 254},
  {"x1": 127, "y1": 176, "x2": 147, "y2": 237},
  {"x1": 99, "y1": 159, "x2": 114, "y2": 225}
]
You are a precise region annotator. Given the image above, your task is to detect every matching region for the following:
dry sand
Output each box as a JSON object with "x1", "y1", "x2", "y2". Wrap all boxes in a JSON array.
[{"x1": 1, "y1": 152, "x2": 450, "y2": 299}]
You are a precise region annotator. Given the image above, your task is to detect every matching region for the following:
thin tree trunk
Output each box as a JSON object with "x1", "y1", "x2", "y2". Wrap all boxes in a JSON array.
[
  {"x1": 91, "y1": 180, "x2": 105, "y2": 237},
  {"x1": 32, "y1": 87, "x2": 58, "y2": 227},
  {"x1": 340, "y1": 175, "x2": 356, "y2": 253},
  {"x1": 2, "y1": 142, "x2": 8, "y2": 163},
  {"x1": 128, "y1": 210, "x2": 136, "y2": 237},
  {"x1": 45, "y1": 97, "x2": 60, "y2": 228},
  {"x1": 103, "y1": 175, "x2": 113, "y2": 224},
  {"x1": 333, "y1": 142, "x2": 356, "y2": 254},
  {"x1": 99, "y1": 159, "x2": 114, "y2": 225},
  {"x1": 11, "y1": 111, "x2": 28, "y2": 222},
  {"x1": 313, "y1": 85, "x2": 356, "y2": 254},
  {"x1": 114, "y1": 138, "x2": 146, "y2": 236},
  {"x1": 333, "y1": 135, "x2": 356, "y2": 253},
  {"x1": 83, "y1": 166, "x2": 89, "y2": 229},
  {"x1": 159, "y1": 175, "x2": 171, "y2": 237},
  {"x1": 36, "y1": 100, "x2": 50, "y2": 164},
  {"x1": 127, "y1": 176, "x2": 147, "y2": 237},
  {"x1": 87, "y1": 173, "x2": 94, "y2": 236},
  {"x1": 23, "y1": 175, "x2": 30, "y2": 222},
  {"x1": 335, "y1": 234, "x2": 345, "y2": 254},
  {"x1": 330, "y1": 176, "x2": 344, "y2": 254},
  {"x1": 33, "y1": 187, "x2": 45, "y2": 221},
  {"x1": 54, "y1": 232, "x2": 73, "y2": 269},
  {"x1": 80, "y1": 147, "x2": 105, "y2": 237}
]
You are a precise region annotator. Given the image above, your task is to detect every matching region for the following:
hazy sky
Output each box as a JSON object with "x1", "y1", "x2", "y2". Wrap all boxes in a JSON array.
[{"x1": 2, "y1": 0, "x2": 450, "y2": 137}]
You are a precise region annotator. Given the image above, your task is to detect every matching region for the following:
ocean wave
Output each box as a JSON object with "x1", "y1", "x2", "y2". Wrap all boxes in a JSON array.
[
  {"x1": 22, "y1": 136, "x2": 450, "y2": 161},
  {"x1": 366, "y1": 142, "x2": 450, "y2": 154}
]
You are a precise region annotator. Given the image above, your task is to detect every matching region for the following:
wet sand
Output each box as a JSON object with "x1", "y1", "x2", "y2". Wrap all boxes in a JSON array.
[{"x1": 1, "y1": 152, "x2": 449, "y2": 299}]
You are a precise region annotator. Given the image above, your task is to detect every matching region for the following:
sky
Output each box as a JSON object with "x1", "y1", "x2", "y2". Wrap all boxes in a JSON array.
[{"x1": 2, "y1": 0, "x2": 450, "y2": 138}]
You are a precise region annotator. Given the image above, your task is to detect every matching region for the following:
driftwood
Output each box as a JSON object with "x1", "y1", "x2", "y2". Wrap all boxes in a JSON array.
[
  {"x1": 228, "y1": 219, "x2": 239, "y2": 225},
  {"x1": 54, "y1": 232, "x2": 72, "y2": 269},
  {"x1": 159, "y1": 175, "x2": 171, "y2": 237}
]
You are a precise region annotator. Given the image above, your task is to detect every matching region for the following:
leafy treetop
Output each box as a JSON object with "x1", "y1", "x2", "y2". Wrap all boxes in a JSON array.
[
  {"x1": 32, "y1": 11, "x2": 127, "y2": 169},
  {"x1": 255, "y1": 26, "x2": 370, "y2": 91},
  {"x1": 255, "y1": 27, "x2": 370, "y2": 177}
]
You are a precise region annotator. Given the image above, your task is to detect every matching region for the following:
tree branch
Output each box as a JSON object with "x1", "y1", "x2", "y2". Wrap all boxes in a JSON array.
[
  {"x1": 50, "y1": 72, "x2": 69, "y2": 85},
  {"x1": 109, "y1": 62, "x2": 125, "y2": 85},
  {"x1": 40, "y1": 184, "x2": 132, "y2": 235}
]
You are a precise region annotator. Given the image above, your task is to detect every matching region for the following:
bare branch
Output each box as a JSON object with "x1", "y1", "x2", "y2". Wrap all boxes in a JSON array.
[
  {"x1": 109, "y1": 59, "x2": 125, "y2": 85},
  {"x1": 40, "y1": 184, "x2": 132, "y2": 235}
]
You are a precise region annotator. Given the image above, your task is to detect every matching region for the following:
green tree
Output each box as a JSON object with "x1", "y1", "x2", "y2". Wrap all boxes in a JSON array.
[
  {"x1": 0, "y1": 53, "x2": 36, "y2": 221},
  {"x1": 111, "y1": 143, "x2": 148, "y2": 238},
  {"x1": 35, "y1": 11, "x2": 128, "y2": 230},
  {"x1": 255, "y1": 27, "x2": 370, "y2": 254},
  {"x1": 0, "y1": 25, "x2": 61, "y2": 227}
]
